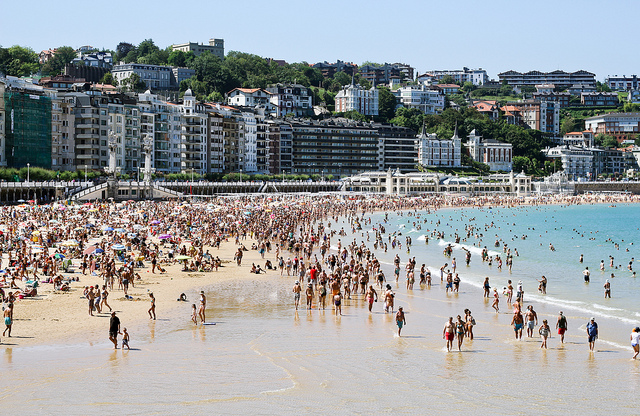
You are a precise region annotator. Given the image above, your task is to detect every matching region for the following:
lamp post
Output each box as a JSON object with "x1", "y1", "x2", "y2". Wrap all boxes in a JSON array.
[
  {"x1": 26, "y1": 163, "x2": 30, "y2": 183},
  {"x1": 322, "y1": 169, "x2": 325, "y2": 182},
  {"x1": 240, "y1": 168, "x2": 242, "y2": 184},
  {"x1": 84, "y1": 164, "x2": 88, "y2": 183},
  {"x1": 282, "y1": 169, "x2": 284, "y2": 183}
]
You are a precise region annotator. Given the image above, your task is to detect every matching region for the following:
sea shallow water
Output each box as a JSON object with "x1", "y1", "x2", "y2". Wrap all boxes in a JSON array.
[{"x1": 2, "y1": 203, "x2": 640, "y2": 415}]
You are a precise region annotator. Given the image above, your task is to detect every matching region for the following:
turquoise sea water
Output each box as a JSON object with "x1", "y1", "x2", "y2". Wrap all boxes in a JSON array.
[{"x1": 364, "y1": 203, "x2": 640, "y2": 328}]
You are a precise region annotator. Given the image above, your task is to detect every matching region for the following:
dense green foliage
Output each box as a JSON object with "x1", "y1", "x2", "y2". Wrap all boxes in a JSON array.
[{"x1": 0, "y1": 45, "x2": 40, "y2": 77}]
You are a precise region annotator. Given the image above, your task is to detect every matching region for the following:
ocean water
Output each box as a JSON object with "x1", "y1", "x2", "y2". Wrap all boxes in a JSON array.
[{"x1": 2, "y1": 203, "x2": 640, "y2": 415}]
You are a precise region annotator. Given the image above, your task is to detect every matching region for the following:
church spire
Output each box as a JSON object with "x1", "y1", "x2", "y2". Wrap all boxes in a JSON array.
[{"x1": 451, "y1": 122, "x2": 459, "y2": 140}]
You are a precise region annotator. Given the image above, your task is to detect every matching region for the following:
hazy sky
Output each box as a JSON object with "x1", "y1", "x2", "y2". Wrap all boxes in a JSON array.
[{"x1": 1, "y1": 0, "x2": 636, "y2": 81}]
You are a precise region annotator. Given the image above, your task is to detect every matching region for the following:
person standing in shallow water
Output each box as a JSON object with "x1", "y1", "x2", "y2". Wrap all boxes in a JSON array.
[
  {"x1": 443, "y1": 317, "x2": 455, "y2": 352},
  {"x1": 556, "y1": 311, "x2": 568, "y2": 343},
  {"x1": 109, "y1": 311, "x2": 120, "y2": 349},
  {"x1": 395, "y1": 307, "x2": 406, "y2": 336},
  {"x1": 631, "y1": 327, "x2": 640, "y2": 359},
  {"x1": 587, "y1": 317, "x2": 598, "y2": 351}
]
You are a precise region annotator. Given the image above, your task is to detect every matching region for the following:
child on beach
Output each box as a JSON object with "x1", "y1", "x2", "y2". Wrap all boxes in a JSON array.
[
  {"x1": 539, "y1": 320, "x2": 550, "y2": 349},
  {"x1": 122, "y1": 328, "x2": 130, "y2": 350},
  {"x1": 191, "y1": 304, "x2": 198, "y2": 324}
]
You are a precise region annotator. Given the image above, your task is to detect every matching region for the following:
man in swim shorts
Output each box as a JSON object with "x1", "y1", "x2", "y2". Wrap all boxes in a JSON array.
[
  {"x1": 443, "y1": 317, "x2": 455, "y2": 351},
  {"x1": 366, "y1": 285, "x2": 378, "y2": 312},
  {"x1": 396, "y1": 307, "x2": 406, "y2": 337},
  {"x1": 556, "y1": 311, "x2": 568, "y2": 343},
  {"x1": 293, "y1": 281, "x2": 301, "y2": 311},
  {"x1": 525, "y1": 305, "x2": 538, "y2": 338},
  {"x1": 3, "y1": 303, "x2": 13, "y2": 337},
  {"x1": 511, "y1": 310, "x2": 524, "y2": 339}
]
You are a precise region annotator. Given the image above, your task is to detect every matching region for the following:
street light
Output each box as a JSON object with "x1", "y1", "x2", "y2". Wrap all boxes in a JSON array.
[
  {"x1": 26, "y1": 163, "x2": 30, "y2": 183},
  {"x1": 240, "y1": 168, "x2": 242, "y2": 184},
  {"x1": 84, "y1": 165, "x2": 88, "y2": 183},
  {"x1": 282, "y1": 169, "x2": 284, "y2": 183}
]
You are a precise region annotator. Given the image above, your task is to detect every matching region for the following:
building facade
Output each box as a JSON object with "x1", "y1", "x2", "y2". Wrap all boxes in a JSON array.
[
  {"x1": 498, "y1": 70, "x2": 596, "y2": 89},
  {"x1": 265, "y1": 84, "x2": 313, "y2": 117},
  {"x1": 171, "y1": 39, "x2": 224, "y2": 59},
  {"x1": 397, "y1": 85, "x2": 444, "y2": 114},
  {"x1": 416, "y1": 126, "x2": 462, "y2": 168},
  {"x1": 585, "y1": 113, "x2": 640, "y2": 142},
  {"x1": 606, "y1": 75, "x2": 638, "y2": 91},
  {"x1": 335, "y1": 83, "x2": 379, "y2": 116},
  {"x1": 112, "y1": 64, "x2": 173, "y2": 90},
  {"x1": 418, "y1": 67, "x2": 488, "y2": 86},
  {"x1": 580, "y1": 92, "x2": 619, "y2": 106},
  {"x1": 465, "y1": 129, "x2": 513, "y2": 171}
]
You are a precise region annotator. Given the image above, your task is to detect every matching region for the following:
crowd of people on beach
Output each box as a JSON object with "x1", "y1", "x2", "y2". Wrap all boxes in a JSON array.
[{"x1": 1, "y1": 191, "x2": 639, "y2": 358}]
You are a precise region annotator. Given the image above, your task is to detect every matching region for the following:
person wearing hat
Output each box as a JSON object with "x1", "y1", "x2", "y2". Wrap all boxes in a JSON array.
[
  {"x1": 630, "y1": 327, "x2": 640, "y2": 359},
  {"x1": 198, "y1": 291, "x2": 206, "y2": 324},
  {"x1": 586, "y1": 317, "x2": 598, "y2": 351},
  {"x1": 292, "y1": 281, "x2": 301, "y2": 310},
  {"x1": 556, "y1": 311, "x2": 568, "y2": 343},
  {"x1": 395, "y1": 307, "x2": 406, "y2": 337}
]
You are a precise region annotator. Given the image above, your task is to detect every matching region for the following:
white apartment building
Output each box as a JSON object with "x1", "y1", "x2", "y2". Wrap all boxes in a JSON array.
[
  {"x1": 49, "y1": 92, "x2": 75, "y2": 171},
  {"x1": 112, "y1": 63, "x2": 173, "y2": 90},
  {"x1": 180, "y1": 89, "x2": 207, "y2": 174},
  {"x1": 335, "y1": 83, "x2": 379, "y2": 116},
  {"x1": 543, "y1": 145, "x2": 594, "y2": 180},
  {"x1": 418, "y1": 67, "x2": 488, "y2": 86},
  {"x1": 172, "y1": 39, "x2": 224, "y2": 59},
  {"x1": 416, "y1": 126, "x2": 461, "y2": 167},
  {"x1": 239, "y1": 110, "x2": 257, "y2": 172},
  {"x1": 397, "y1": 85, "x2": 444, "y2": 114},
  {"x1": 606, "y1": 75, "x2": 638, "y2": 91},
  {"x1": 226, "y1": 88, "x2": 272, "y2": 110},
  {"x1": 465, "y1": 129, "x2": 513, "y2": 172},
  {"x1": 265, "y1": 84, "x2": 313, "y2": 117}
]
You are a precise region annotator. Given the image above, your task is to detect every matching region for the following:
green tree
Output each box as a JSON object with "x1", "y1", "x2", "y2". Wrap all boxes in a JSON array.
[
  {"x1": 513, "y1": 156, "x2": 534, "y2": 174},
  {"x1": 168, "y1": 50, "x2": 195, "y2": 68},
  {"x1": 377, "y1": 86, "x2": 397, "y2": 121},
  {"x1": 41, "y1": 46, "x2": 77, "y2": 76},
  {"x1": 460, "y1": 81, "x2": 476, "y2": 93},
  {"x1": 560, "y1": 115, "x2": 583, "y2": 134},
  {"x1": 137, "y1": 39, "x2": 160, "y2": 58},
  {"x1": 99, "y1": 72, "x2": 118, "y2": 86},
  {"x1": 333, "y1": 71, "x2": 352, "y2": 86},
  {"x1": 596, "y1": 81, "x2": 612, "y2": 92},
  {"x1": 439, "y1": 75, "x2": 455, "y2": 85},
  {"x1": 390, "y1": 107, "x2": 424, "y2": 132},
  {"x1": 340, "y1": 110, "x2": 367, "y2": 122},
  {"x1": 360, "y1": 61, "x2": 382, "y2": 67},
  {"x1": 121, "y1": 73, "x2": 146, "y2": 92},
  {"x1": 0, "y1": 45, "x2": 40, "y2": 77},
  {"x1": 115, "y1": 42, "x2": 136, "y2": 62},
  {"x1": 595, "y1": 133, "x2": 618, "y2": 148}
]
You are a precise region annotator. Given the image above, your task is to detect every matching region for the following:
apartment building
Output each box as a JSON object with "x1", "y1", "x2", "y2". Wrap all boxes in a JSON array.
[
  {"x1": 606, "y1": 75, "x2": 638, "y2": 91},
  {"x1": 581, "y1": 92, "x2": 619, "y2": 106},
  {"x1": 498, "y1": 70, "x2": 596, "y2": 89},
  {"x1": 418, "y1": 67, "x2": 488, "y2": 86},
  {"x1": 265, "y1": 84, "x2": 313, "y2": 117},
  {"x1": 226, "y1": 88, "x2": 272, "y2": 109},
  {"x1": 289, "y1": 119, "x2": 379, "y2": 176},
  {"x1": 335, "y1": 83, "x2": 379, "y2": 116},
  {"x1": 465, "y1": 129, "x2": 513, "y2": 172},
  {"x1": 585, "y1": 112, "x2": 640, "y2": 142},
  {"x1": 397, "y1": 85, "x2": 444, "y2": 114},
  {"x1": 311, "y1": 60, "x2": 358, "y2": 78},
  {"x1": 358, "y1": 64, "x2": 401, "y2": 85},
  {"x1": 376, "y1": 124, "x2": 418, "y2": 172},
  {"x1": 180, "y1": 89, "x2": 207, "y2": 174},
  {"x1": 416, "y1": 126, "x2": 462, "y2": 168},
  {"x1": 112, "y1": 63, "x2": 173, "y2": 90},
  {"x1": 172, "y1": 39, "x2": 225, "y2": 59},
  {"x1": 509, "y1": 100, "x2": 560, "y2": 134},
  {"x1": 50, "y1": 92, "x2": 75, "y2": 171}
]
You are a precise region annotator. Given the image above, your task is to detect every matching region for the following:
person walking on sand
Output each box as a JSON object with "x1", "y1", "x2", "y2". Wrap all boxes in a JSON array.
[
  {"x1": 109, "y1": 311, "x2": 121, "y2": 349},
  {"x1": 539, "y1": 320, "x2": 550, "y2": 349},
  {"x1": 293, "y1": 281, "x2": 302, "y2": 310},
  {"x1": 87, "y1": 286, "x2": 96, "y2": 316},
  {"x1": 305, "y1": 283, "x2": 314, "y2": 310},
  {"x1": 443, "y1": 317, "x2": 455, "y2": 352},
  {"x1": 631, "y1": 327, "x2": 640, "y2": 359},
  {"x1": 3, "y1": 303, "x2": 13, "y2": 337},
  {"x1": 333, "y1": 292, "x2": 342, "y2": 316},
  {"x1": 198, "y1": 291, "x2": 206, "y2": 323},
  {"x1": 556, "y1": 311, "x2": 568, "y2": 343},
  {"x1": 148, "y1": 292, "x2": 156, "y2": 320},
  {"x1": 122, "y1": 328, "x2": 130, "y2": 350},
  {"x1": 491, "y1": 288, "x2": 500, "y2": 312},
  {"x1": 396, "y1": 307, "x2": 406, "y2": 336},
  {"x1": 587, "y1": 317, "x2": 598, "y2": 351}
]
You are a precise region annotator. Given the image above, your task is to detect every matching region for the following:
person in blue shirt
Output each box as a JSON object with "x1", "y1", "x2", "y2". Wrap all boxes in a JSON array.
[{"x1": 586, "y1": 317, "x2": 598, "y2": 351}]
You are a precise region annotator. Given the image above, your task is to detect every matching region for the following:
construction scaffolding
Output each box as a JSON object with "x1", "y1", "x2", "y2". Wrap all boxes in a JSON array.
[{"x1": 4, "y1": 91, "x2": 52, "y2": 169}]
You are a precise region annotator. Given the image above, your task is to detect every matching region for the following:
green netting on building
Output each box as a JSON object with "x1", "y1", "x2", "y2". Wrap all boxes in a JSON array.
[{"x1": 4, "y1": 91, "x2": 52, "y2": 169}]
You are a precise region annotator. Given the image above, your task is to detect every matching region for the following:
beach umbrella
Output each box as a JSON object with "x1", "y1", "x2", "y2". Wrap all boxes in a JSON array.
[
  {"x1": 51, "y1": 253, "x2": 65, "y2": 259},
  {"x1": 159, "y1": 234, "x2": 172, "y2": 240},
  {"x1": 149, "y1": 220, "x2": 161, "y2": 225},
  {"x1": 83, "y1": 245, "x2": 97, "y2": 255},
  {"x1": 84, "y1": 223, "x2": 95, "y2": 228},
  {"x1": 60, "y1": 240, "x2": 79, "y2": 247},
  {"x1": 127, "y1": 233, "x2": 137, "y2": 238},
  {"x1": 175, "y1": 255, "x2": 192, "y2": 261},
  {"x1": 111, "y1": 244, "x2": 126, "y2": 250},
  {"x1": 132, "y1": 224, "x2": 145, "y2": 230},
  {"x1": 103, "y1": 226, "x2": 114, "y2": 232},
  {"x1": 17, "y1": 199, "x2": 25, "y2": 203},
  {"x1": 95, "y1": 248, "x2": 104, "y2": 254},
  {"x1": 114, "y1": 228, "x2": 127, "y2": 233}
]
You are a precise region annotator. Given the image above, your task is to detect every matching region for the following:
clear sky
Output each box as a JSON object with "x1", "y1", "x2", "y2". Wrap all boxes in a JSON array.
[{"x1": 1, "y1": 0, "x2": 636, "y2": 81}]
